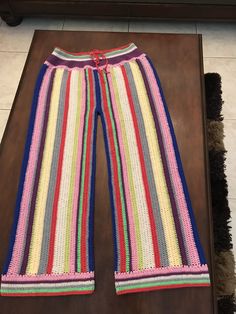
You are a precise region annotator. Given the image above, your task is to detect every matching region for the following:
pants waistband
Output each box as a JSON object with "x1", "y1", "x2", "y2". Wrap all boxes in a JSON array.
[{"x1": 45, "y1": 42, "x2": 144, "y2": 70}]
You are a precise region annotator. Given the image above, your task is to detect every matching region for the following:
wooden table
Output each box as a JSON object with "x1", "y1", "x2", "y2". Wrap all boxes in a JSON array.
[{"x1": 0, "y1": 30, "x2": 216, "y2": 314}]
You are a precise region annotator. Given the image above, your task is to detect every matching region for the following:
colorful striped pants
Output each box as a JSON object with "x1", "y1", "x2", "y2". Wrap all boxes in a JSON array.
[{"x1": 1, "y1": 43, "x2": 210, "y2": 296}]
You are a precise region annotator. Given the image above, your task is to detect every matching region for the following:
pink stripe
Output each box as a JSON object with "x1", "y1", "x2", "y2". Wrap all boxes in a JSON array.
[
  {"x1": 140, "y1": 57, "x2": 200, "y2": 265},
  {"x1": 70, "y1": 71, "x2": 86, "y2": 272},
  {"x1": 8, "y1": 68, "x2": 52, "y2": 274},
  {"x1": 107, "y1": 73, "x2": 138, "y2": 270},
  {"x1": 1, "y1": 271, "x2": 94, "y2": 282},
  {"x1": 115, "y1": 264, "x2": 209, "y2": 279}
]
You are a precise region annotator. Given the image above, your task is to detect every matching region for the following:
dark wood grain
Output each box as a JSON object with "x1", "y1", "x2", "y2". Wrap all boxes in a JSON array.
[{"x1": 0, "y1": 30, "x2": 216, "y2": 314}]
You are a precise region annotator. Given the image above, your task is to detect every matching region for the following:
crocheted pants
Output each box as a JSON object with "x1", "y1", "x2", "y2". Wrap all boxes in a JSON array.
[{"x1": 1, "y1": 43, "x2": 210, "y2": 296}]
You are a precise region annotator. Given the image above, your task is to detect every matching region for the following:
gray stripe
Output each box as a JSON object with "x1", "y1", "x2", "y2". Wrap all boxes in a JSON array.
[
  {"x1": 38, "y1": 69, "x2": 69, "y2": 274},
  {"x1": 140, "y1": 60, "x2": 191, "y2": 264},
  {"x1": 117, "y1": 276, "x2": 210, "y2": 287},
  {"x1": 124, "y1": 62, "x2": 169, "y2": 267}
]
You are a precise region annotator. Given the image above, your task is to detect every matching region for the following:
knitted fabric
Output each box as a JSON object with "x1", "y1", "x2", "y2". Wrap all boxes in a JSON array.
[{"x1": 1, "y1": 42, "x2": 210, "y2": 296}]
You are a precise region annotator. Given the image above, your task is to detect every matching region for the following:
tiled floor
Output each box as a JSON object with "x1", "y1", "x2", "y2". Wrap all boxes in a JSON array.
[{"x1": 0, "y1": 17, "x2": 235, "y2": 258}]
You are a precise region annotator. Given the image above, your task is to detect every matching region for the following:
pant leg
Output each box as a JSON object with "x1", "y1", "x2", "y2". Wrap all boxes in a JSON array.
[
  {"x1": 1, "y1": 65, "x2": 96, "y2": 296},
  {"x1": 103, "y1": 55, "x2": 211, "y2": 295}
]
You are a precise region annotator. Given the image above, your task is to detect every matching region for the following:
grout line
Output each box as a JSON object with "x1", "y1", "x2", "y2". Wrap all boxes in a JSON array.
[
  {"x1": 0, "y1": 50, "x2": 28, "y2": 54},
  {"x1": 204, "y1": 56, "x2": 236, "y2": 59},
  {"x1": 0, "y1": 109, "x2": 11, "y2": 111},
  {"x1": 224, "y1": 118, "x2": 236, "y2": 121}
]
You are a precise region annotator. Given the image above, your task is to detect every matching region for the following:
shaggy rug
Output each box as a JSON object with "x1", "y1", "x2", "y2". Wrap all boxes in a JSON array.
[{"x1": 205, "y1": 73, "x2": 236, "y2": 314}]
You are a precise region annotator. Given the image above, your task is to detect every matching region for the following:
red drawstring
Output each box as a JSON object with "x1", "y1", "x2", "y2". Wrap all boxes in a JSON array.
[{"x1": 89, "y1": 49, "x2": 109, "y2": 74}]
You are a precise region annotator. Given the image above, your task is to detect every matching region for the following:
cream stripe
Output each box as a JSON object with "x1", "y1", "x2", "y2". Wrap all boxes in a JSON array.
[
  {"x1": 26, "y1": 68, "x2": 64, "y2": 274},
  {"x1": 112, "y1": 66, "x2": 155, "y2": 269},
  {"x1": 130, "y1": 61, "x2": 182, "y2": 266},
  {"x1": 116, "y1": 273, "x2": 210, "y2": 286},
  {"x1": 52, "y1": 70, "x2": 80, "y2": 273}
]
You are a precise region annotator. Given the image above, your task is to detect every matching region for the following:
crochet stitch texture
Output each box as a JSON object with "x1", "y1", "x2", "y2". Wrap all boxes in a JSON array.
[{"x1": 1, "y1": 42, "x2": 210, "y2": 296}]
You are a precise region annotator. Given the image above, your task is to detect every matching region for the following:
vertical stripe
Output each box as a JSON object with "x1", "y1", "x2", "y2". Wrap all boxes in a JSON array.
[
  {"x1": 140, "y1": 56, "x2": 201, "y2": 264},
  {"x1": 25, "y1": 68, "x2": 64, "y2": 274},
  {"x1": 94, "y1": 70, "x2": 119, "y2": 271},
  {"x1": 82, "y1": 69, "x2": 96, "y2": 272},
  {"x1": 64, "y1": 70, "x2": 82, "y2": 273},
  {"x1": 102, "y1": 71, "x2": 132, "y2": 272},
  {"x1": 7, "y1": 66, "x2": 52, "y2": 274},
  {"x1": 129, "y1": 60, "x2": 183, "y2": 266},
  {"x1": 147, "y1": 58, "x2": 206, "y2": 264},
  {"x1": 71, "y1": 71, "x2": 86, "y2": 272},
  {"x1": 99, "y1": 70, "x2": 128, "y2": 273},
  {"x1": 107, "y1": 71, "x2": 139, "y2": 271},
  {"x1": 47, "y1": 70, "x2": 71, "y2": 273},
  {"x1": 77, "y1": 68, "x2": 92, "y2": 272},
  {"x1": 20, "y1": 69, "x2": 56, "y2": 275},
  {"x1": 37, "y1": 70, "x2": 69, "y2": 274},
  {"x1": 124, "y1": 62, "x2": 169, "y2": 267},
  {"x1": 108, "y1": 68, "x2": 143, "y2": 270},
  {"x1": 120, "y1": 64, "x2": 161, "y2": 268},
  {"x1": 52, "y1": 70, "x2": 80, "y2": 273},
  {"x1": 134, "y1": 59, "x2": 187, "y2": 265},
  {"x1": 111, "y1": 66, "x2": 155, "y2": 269}
]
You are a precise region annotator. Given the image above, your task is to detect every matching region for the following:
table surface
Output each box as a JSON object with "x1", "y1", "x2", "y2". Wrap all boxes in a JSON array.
[{"x1": 0, "y1": 30, "x2": 216, "y2": 314}]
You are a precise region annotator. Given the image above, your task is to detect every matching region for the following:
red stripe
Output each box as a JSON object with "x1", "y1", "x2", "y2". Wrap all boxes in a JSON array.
[
  {"x1": 116, "y1": 283, "x2": 211, "y2": 295},
  {"x1": 1, "y1": 290, "x2": 94, "y2": 297},
  {"x1": 47, "y1": 71, "x2": 72, "y2": 273},
  {"x1": 121, "y1": 65, "x2": 161, "y2": 267},
  {"x1": 80, "y1": 68, "x2": 94, "y2": 272},
  {"x1": 100, "y1": 71, "x2": 126, "y2": 272}
]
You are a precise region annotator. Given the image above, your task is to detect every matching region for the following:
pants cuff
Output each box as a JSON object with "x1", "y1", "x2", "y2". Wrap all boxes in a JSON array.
[
  {"x1": 1, "y1": 272, "x2": 95, "y2": 296},
  {"x1": 115, "y1": 265, "x2": 211, "y2": 295}
]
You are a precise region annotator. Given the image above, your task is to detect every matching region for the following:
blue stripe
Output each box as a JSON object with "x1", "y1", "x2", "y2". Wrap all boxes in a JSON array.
[
  {"x1": 2, "y1": 63, "x2": 49, "y2": 274},
  {"x1": 94, "y1": 70, "x2": 118, "y2": 271},
  {"x1": 88, "y1": 91, "x2": 98, "y2": 271},
  {"x1": 146, "y1": 56, "x2": 206, "y2": 264}
]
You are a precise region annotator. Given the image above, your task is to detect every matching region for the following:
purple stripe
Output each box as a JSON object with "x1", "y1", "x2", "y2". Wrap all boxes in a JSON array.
[
  {"x1": 20, "y1": 69, "x2": 56, "y2": 274},
  {"x1": 136, "y1": 58, "x2": 188, "y2": 265},
  {"x1": 46, "y1": 49, "x2": 143, "y2": 69},
  {"x1": 115, "y1": 271, "x2": 209, "y2": 282}
]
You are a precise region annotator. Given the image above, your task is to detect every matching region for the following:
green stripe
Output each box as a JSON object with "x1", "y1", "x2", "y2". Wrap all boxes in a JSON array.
[
  {"x1": 1, "y1": 285, "x2": 94, "y2": 294},
  {"x1": 102, "y1": 71, "x2": 130, "y2": 272},
  {"x1": 55, "y1": 44, "x2": 135, "y2": 60},
  {"x1": 111, "y1": 68, "x2": 143, "y2": 269},
  {"x1": 116, "y1": 278, "x2": 210, "y2": 291},
  {"x1": 64, "y1": 71, "x2": 83, "y2": 272},
  {"x1": 77, "y1": 68, "x2": 90, "y2": 272}
]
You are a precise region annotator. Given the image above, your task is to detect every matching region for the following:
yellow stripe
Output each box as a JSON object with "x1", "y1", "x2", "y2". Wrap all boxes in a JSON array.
[
  {"x1": 64, "y1": 70, "x2": 83, "y2": 273},
  {"x1": 111, "y1": 66, "x2": 155, "y2": 269},
  {"x1": 130, "y1": 60, "x2": 182, "y2": 266},
  {"x1": 110, "y1": 68, "x2": 143, "y2": 269},
  {"x1": 26, "y1": 68, "x2": 64, "y2": 274}
]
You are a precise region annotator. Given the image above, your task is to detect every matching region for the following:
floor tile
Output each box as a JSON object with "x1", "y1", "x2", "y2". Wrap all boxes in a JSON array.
[
  {"x1": 197, "y1": 22, "x2": 236, "y2": 57},
  {"x1": 204, "y1": 57, "x2": 236, "y2": 120},
  {"x1": 129, "y1": 20, "x2": 196, "y2": 34},
  {"x1": 0, "y1": 109, "x2": 10, "y2": 143},
  {"x1": 0, "y1": 52, "x2": 27, "y2": 109},
  {"x1": 63, "y1": 18, "x2": 128, "y2": 32},
  {"x1": 224, "y1": 119, "x2": 236, "y2": 199},
  {"x1": 0, "y1": 17, "x2": 64, "y2": 52}
]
